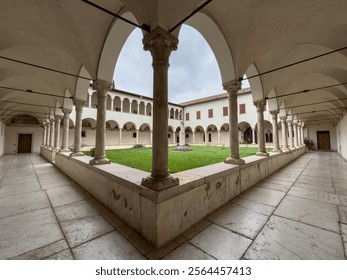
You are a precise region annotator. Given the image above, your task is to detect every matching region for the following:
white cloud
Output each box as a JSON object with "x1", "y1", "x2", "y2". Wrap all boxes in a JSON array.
[{"x1": 114, "y1": 25, "x2": 248, "y2": 104}]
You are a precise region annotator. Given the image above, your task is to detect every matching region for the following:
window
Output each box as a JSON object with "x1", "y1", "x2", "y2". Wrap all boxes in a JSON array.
[
  {"x1": 81, "y1": 131, "x2": 86, "y2": 137},
  {"x1": 186, "y1": 112, "x2": 189, "y2": 121},
  {"x1": 223, "y1": 106, "x2": 228, "y2": 116},
  {"x1": 208, "y1": 109, "x2": 213, "y2": 118},
  {"x1": 133, "y1": 132, "x2": 137, "y2": 138},
  {"x1": 196, "y1": 111, "x2": 201, "y2": 120},
  {"x1": 168, "y1": 134, "x2": 171, "y2": 138},
  {"x1": 186, "y1": 134, "x2": 189, "y2": 138},
  {"x1": 239, "y1": 104, "x2": 246, "y2": 114}
]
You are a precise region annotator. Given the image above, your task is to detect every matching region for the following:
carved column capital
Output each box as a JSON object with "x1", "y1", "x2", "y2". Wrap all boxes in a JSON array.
[
  {"x1": 254, "y1": 99, "x2": 267, "y2": 112},
  {"x1": 73, "y1": 99, "x2": 85, "y2": 111},
  {"x1": 92, "y1": 79, "x2": 112, "y2": 95},
  {"x1": 223, "y1": 79, "x2": 242, "y2": 98},
  {"x1": 143, "y1": 27, "x2": 178, "y2": 66}
]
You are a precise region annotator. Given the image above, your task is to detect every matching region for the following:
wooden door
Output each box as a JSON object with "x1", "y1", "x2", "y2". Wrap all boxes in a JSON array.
[
  {"x1": 18, "y1": 134, "x2": 32, "y2": 153},
  {"x1": 317, "y1": 131, "x2": 331, "y2": 150}
]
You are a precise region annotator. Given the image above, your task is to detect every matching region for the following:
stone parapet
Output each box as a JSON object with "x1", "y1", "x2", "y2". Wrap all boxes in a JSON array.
[{"x1": 52, "y1": 146, "x2": 307, "y2": 248}]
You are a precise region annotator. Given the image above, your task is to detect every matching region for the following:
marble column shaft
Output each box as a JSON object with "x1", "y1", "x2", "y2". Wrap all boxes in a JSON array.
[
  {"x1": 270, "y1": 111, "x2": 281, "y2": 153},
  {"x1": 61, "y1": 109, "x2": 72, "y2": 152},
  {"x1": 280, "y1": 117, "x2": 289, "y2": 151},
  {"x1": 293, "y1": 122, "x2": 299, "y2": 148},
  {"x1": 54, "y1": 115, "x2": 62, "y2": 150},
  {"x1": 42, "y1": 123, "x2": 47, "y2": 146},
  {"x1": 71, "y1": 99, "x2": 85, "y2": 157},
  {"x1": 252, "y1": 128, "x2": 256, "y2": 144},
  {"x1": 45, "y1": 120, "x2": 50, "y2": 147},
  {"x1": 141, "y1": 27, "x2": 179, "y2": 190},
  {"x1": 49, "y1": 119, "x2": 55, "y2": 149},
  {"x1": 254, "y1": 100, "x2": 268, "y2": 156},
  {"x1": 223, "y1": 79, "x2": 244, "y2": 164},
  {"x1": 287, "y1": 120, "x2": 294, "y2": 149},
  {"x1": 90, "y1": 79, "x2": 112, "y2": 165}
]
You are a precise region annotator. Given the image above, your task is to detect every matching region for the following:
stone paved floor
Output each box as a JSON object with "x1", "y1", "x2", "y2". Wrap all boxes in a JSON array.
[{"x1": 0, "y1": 151, "x2": 346, "y2": 260}]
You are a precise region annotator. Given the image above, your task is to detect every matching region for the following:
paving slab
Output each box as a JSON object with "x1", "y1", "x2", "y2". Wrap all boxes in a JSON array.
[
  {"x1": 244, "y1": 216, "x2": 344, "y2": 260},
  {"x1": 207, "y1": 202, "x2": 268, "y2": 239},
  {"x1": 288, "y1": 187, "x2": 340, "y2": 205},
  {"x1": 72, "y1": 231, "x2": 145, "y2": 260},
  {"x1": 0, "y1": 208, "x2": 64, "y2": 259},
  {"x1": 45, "y1": 186, "x2": 84, "y2": 207},
  {"x1": 189, "y1": 224, "x2": 252, "y2": 260},
  {"x1": 239, "y1": 187, "x2": 286, "y2": 207},
  {"x1": 162, "y1": 242, "x2": 215, "y2": 260},
  {"x1": 0, "y1": 191, "x2": 50, "y2": 219},
  {"x1": 275, "y1": 196, "x2": 340, "y2": 233}
]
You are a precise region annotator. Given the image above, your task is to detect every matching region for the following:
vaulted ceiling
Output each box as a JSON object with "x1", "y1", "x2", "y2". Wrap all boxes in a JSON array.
[{"x1": 1, "y1": 0, "x2": 346, "y2": 126}]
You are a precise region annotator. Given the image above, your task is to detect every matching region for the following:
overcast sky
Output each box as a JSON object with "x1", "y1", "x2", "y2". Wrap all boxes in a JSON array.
[{"x1": 113, "y1": 25, "x2": 249, "y2": 104}]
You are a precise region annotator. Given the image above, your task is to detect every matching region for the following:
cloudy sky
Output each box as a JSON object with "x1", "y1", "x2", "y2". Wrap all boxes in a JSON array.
[{"x1": 113, "y1": 25, "x2": 249, "y2": 104}]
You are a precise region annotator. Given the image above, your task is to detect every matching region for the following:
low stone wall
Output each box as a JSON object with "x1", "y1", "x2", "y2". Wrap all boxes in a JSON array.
[
  {"x1": 40, "y1": 146, "x2": 56, "y2": 163},
  {"x1": 49, "y1": 147, "x2": 306, "y2": 248}
]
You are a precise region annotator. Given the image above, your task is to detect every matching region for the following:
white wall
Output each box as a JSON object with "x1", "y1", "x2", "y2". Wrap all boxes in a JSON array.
[
  {"x1": 4, "y1": 125, "x2": 43, "y2": 153},
  {"x1": 336, "y1": 113, "x2": 347, "y2": 160},
  {"x1": 307, "y1": 124, "x2": 337, "y2": 151},
  {"x1": 0, "y1": 120, "x2": 5, "y2": 156}
]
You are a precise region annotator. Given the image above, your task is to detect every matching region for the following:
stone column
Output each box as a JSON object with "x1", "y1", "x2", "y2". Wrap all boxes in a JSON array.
[
  {"x1": 110, "y1": 97, "x2": 114, "y2": 111},
  {"x1": 54, "y1": 115, "x2": 62, "y2": 150},
  {"x1": 294, "y1": 121, "x2": 299, "y2": 148},
  {"x1": 252, "y1": 128, "x2": 256, "y2": 145},
  {"x1": 298, "y1": 122, "x2": 302, "y2": 147},
  {"x1": 217, "y1": 130, "x2": 221, "y2": 145},
  {"x1": 70, "y1": 99, "x2": 85, "y2": 157},
  {"x1": 301, "y1": 124, "x2": 305, "y2": 146},
  {"x1": 205, "y1": 131, "x2": 208, "y2": 144},
  {"x1": 192, "y1": 131, "x2": 196, "y2": 143},
  {"x1": 141, "y1": 27, "x2": 179, "y2": 190},
  {"x1": 45, "y1": 119, "x2": 50, "y2": 147},
  {"x1": 42, "y1": 122, "x2": 47, "y2": 146},
  {"x1": 280, "y1": 117, "x2": 289, "y2": 151},
  {"x1": 287, "y1": 120, "x2": 294, "y2": 149},
  {"x1": 90, "y1": 79, "x2": 112, "y2": 165},
  {"x1": 270, "y1": 111, "x2": 281, "y2": 154},
  {"x1": 119, "y1": 128, "x2": 122, "y2": 145},
  {"x1": 136, "y1": 129, "x2": 139, "y2": 144},
  {"x1": 49, "y1": 118, "x2": 55, "y2": 149},
  {"x1": 150, "y1": 130, "x2": 153, "y2": 145},
  {"x1": 120, "y1": 100, "x2": 123, "y2": 112},
  {"x1": 173, "y1": 131, "x2": 176, "y2": 144},
  {"x1": 254, "y1": 100, "x2": 268, "y2": 156},
  {"x1": 224, "y1": 80, "x2": 245, "y2": 164},
  {"x1": 88, "y1": 93, "x2": 92, "y2": 108},
  {"x1": 61, "y1": 109, "x2": 72, "y2": 152}
]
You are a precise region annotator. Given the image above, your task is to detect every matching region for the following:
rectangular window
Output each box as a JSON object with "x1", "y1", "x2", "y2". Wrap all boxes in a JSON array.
[
  {"x1": 239, "y1": 103, "x2": 246, "y2": 114},
  {"x1": 81, "y1": 131, "x2": 86, "y2": 138},
  {"x1": 223, "y1": 106, "x2": 228, "y2": 116},
  {"x1": 196, "y1": 111, "x2": 201, "y2": 120},
  {"x1": 133, "y1": 132, "x2": 137, "y2": 138},
  {"x1": 186, "y1": 112, "x2": 189, "y2": 121},
  {"x1": 208, "y1": 109, "x2": 213, "y2": 118},
  {"x1": 168, "y1": 134, "x2": 171, "y2": 138}
]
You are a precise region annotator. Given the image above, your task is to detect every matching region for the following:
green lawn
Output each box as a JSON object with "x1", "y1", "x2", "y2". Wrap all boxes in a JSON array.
[{"x1": 85, "y1": 146, "x2": 272, "y2": 173}]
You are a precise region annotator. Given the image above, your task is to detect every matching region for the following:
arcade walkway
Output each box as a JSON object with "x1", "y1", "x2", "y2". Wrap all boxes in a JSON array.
[{"x1": 0, "y1": 151, "x2": 346, "y2": 260}]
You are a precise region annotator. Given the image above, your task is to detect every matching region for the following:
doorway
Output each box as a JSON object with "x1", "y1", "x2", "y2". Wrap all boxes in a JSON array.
[
  {"x1": 317, "y1": 131, "x2": 331, "y2": 150},
  {"x1": 18, "y1": 134, "x2": 32, "y2": 153}
]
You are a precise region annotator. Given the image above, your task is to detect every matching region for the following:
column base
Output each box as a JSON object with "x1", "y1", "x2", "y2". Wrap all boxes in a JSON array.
[
  {"x1": 224, "y1": 156, "x2": 245, "y2": 165},
  {"x1": 270, "y1": 149, "x2": 282, "y2": 154},
  {"x1": 89, "y1": 157, "x2": 111, "y2": 165},
  {"x1": 256, "y1": 151, "x2": 269, "y2": 157},
  {"x1": 281, "y1": 148, "x2": 290, "y2": 152},
  {"x1": 141, "y1": 175, "x2": 179, "y2": 191},
  {"x1": 69, "y1": 151, "x2": 84, "y2": 157},
  {"x1": 60, "y1": 149, "x2": 71, "y2": 153}
]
